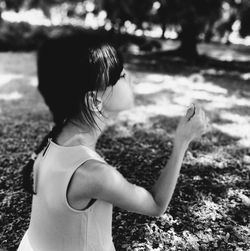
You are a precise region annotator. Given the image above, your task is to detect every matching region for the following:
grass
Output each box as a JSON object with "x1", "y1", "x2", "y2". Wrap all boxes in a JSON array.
[{"x1": 0, "y1": 50, "x2": 250, "y2": 251}]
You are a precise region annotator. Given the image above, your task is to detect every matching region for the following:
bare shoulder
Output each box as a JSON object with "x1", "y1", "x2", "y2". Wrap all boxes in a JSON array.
[
  {"x1": 79, "y1": 159, "x2": 118, "y2": 185},
  {"x1": 72, "y1": 159, "x2": 115, "y2": 198},
  {"x1": 79, "y1": 159, "x2": 113, "y2": 177}
]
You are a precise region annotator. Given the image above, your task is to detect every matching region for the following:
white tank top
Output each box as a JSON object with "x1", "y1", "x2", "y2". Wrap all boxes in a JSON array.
[{"x1": 17, "y1": 139, "x2": 116, "y2": 251}]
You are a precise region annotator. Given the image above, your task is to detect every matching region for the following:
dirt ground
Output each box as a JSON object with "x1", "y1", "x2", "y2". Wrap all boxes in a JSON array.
[{"x1": 0, "y1": 46, "x2": 250, "y2": 250}]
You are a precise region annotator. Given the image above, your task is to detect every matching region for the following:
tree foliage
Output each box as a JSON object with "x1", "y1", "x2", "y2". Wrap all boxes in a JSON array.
[
  {"x1": 100, "y1": 0, "x2": 154, "y2": 29},
  {"x1": 0, "y1": 0, "x2": 87, "y2": 19}
]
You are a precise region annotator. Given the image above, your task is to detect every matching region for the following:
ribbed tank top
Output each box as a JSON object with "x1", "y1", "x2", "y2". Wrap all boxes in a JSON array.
[{"x1": 17, "y1": 139, "x2": 116, "y2": 251}]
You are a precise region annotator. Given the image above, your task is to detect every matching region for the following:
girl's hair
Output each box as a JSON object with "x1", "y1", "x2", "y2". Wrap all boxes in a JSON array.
[{"x1": 23, "y1": 38, "x2": 124, "y2": 194}]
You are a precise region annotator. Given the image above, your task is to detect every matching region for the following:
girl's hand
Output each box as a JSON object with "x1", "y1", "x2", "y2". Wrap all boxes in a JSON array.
[{"x1": 175, "y1": 104, "x2": 209, "y2": 145}]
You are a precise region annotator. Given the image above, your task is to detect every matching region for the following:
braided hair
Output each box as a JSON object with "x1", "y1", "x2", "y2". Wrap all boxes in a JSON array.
[{"x1": 22, "y1": 122, "x2": 64, "y2": 194}]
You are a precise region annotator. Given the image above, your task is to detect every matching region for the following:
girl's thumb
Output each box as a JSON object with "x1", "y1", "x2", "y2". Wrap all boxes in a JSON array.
[{"x1": 186, "y1": 103, "x2": 196, "y2": 121}]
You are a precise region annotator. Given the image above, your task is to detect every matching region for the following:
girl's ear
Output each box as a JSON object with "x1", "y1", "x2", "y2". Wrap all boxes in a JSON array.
[{"x1": 85, "y1": 91, "x2": 103, "y2": 113}]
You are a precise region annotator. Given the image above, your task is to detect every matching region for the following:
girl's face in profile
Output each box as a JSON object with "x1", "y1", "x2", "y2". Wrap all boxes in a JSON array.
[{"x1": 100, "y1": 69, "x2": 134, "y2": 113}]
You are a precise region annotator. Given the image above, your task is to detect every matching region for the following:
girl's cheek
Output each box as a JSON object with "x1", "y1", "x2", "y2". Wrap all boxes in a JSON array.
[{"x1": 103, "y1": 79, "x2": 134, "y2": 112}]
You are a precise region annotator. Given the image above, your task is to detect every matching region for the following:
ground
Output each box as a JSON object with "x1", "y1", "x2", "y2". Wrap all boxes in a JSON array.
[{"x1": 0, "y1": 44, "x2": 250, "y2": 251}]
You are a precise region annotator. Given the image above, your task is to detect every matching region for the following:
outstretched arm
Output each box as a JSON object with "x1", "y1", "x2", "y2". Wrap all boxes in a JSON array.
[
  {"x1": 80, "y1": 105, "x2": 208, "y2": 216},
  {"x1": 150, "y1": 105, "x2": 208, "y2": 214}
]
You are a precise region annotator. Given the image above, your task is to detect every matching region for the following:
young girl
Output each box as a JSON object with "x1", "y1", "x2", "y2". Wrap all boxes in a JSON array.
[{"x1": 18, "y1": 41, "x2": 208, "y2": 251}]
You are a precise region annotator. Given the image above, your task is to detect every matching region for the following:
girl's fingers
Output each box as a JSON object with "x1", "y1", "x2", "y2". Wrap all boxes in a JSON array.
[{"x1": 185, "y1": 104, "x2": 210, "y2": 134}]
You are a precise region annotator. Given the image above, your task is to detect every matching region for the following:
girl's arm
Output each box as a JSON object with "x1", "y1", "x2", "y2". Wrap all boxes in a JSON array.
[
  {"x1": 150, "y1": 105, "x2": 208, "y2": 214},
  {"x1": 150, "y1": 138, "x2": 189, "y2": 215},
  {"x1": 87, "y1": 140, "x2": 188, "y2": 216},
  {"x1": 80, "y1": 106, "x2": 208, "y2": 216}
]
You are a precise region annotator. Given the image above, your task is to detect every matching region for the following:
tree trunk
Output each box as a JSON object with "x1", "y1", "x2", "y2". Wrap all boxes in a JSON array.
[
  {"x1": 204, "y1": 23, "x2": 213, "y2": 43},
  {"x1": 178, "y1": 22, "x2": 198, "y2": 59},
  {"x1": 40, "y1": 1, "x2": 51, "y2": 20},
  {"x1": 0, "y1": 8, "x2": 2, "y2": 24},
  {"x1": 161, "y1": 23, "x2": 166, "y2": 39}
]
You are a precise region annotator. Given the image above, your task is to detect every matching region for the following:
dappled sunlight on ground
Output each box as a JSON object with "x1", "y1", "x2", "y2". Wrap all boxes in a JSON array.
[
  {"x1": 0, "y1": 74, "x2": 39, "y2": 102},
  {"x1": 219, "y1": 112, "x2": 250, "y2": 123},
  {"x1": 0, "y1": 52, "x2": 36, "y2": 76},
  {"x1": 213, "y1": 123, "x2": 250, "y2": 147},
  {"x1": 0, "y1": 53, "x2": 249, "y2": 148},
  {"x1": 0, "y1": 91, "x2": 22, "y2": 100},
  {"x1": 199, "y1": 43, "x2": 250, "y2": 62},
  {"x1": 0, "y1": 74, "x2": 25, "y2": 87},
  {"x1": 0, "y1": 58, "x2": 46, "y2": 119},
  {"x1": 123, "y1": 70, "x2": 250, "y2": 147}
]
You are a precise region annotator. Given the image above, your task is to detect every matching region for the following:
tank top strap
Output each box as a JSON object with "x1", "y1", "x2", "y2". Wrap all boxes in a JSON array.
[{"x1": 63, "y1": 145, "x2": 106, "y2": 213}]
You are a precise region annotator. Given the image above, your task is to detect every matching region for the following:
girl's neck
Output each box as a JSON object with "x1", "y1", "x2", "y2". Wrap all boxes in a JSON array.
[{"x1": 56, "y1": 117, "x2": 106, "y2": 151}]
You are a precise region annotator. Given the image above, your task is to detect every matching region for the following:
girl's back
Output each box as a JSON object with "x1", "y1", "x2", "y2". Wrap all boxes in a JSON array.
[{"x1": 18, "y1": 140, "x2": 115, "y2": 251}]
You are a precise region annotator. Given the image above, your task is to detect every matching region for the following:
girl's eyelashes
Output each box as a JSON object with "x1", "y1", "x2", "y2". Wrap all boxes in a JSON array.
[{"x1": 119, "y1": 73, "x2": 126, "y2": 79}]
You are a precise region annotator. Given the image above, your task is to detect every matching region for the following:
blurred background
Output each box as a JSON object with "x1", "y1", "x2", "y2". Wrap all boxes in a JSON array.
[
  {"x1": 0, "y1": 1, "x2": 250, "y2": 251},
  {"x1": 0, "y1": 0, "x2": 249, "y2": 53}
]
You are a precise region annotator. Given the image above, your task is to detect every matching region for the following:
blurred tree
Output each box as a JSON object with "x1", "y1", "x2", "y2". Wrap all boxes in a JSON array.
[
  {"x1": 0, "y1": 0, "x2": 50, "y2": 18},
  {"x1": 239, "y1": 0, "x2": 250, "y2": 37},
  {"x1": 1, "y1": 0, "x2": 88, "y2": 20},
  {"x1": 215, "y1": 0, "x2": 250, "y2": 40},
  {"x1": 157, "y1": 0, "x2": 223, "y2": 58},
  {"x1": 211, "y1": 1, "x2": 238, "y2": 44},
  {"x1": 27, "y1": 0, "x2": 85, "y2": 19},
  {"x1": 100, "y1": 0, "x2": 154, "y2": 32}
]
